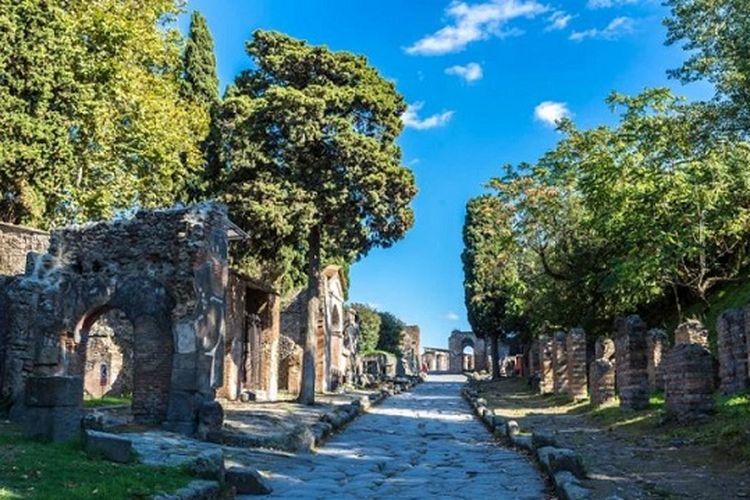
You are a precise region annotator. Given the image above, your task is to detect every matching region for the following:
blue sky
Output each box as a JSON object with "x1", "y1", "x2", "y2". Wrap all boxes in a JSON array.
[{"x1": 179, "y1": 0, "x2": 710, "y2": 351}]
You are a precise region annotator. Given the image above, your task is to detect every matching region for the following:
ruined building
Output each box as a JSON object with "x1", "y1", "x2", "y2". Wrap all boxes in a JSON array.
[
  {"x1": 0, "y1": 204, "x2": 229, "y2": 435},
  {"x1": 278, "y1": 265, "x2": 359, "y2": 395}
]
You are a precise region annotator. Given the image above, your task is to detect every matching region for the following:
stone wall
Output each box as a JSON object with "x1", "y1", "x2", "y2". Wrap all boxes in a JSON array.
[
  {"x1": 566, "y1": 328, "x2": 587, "y2": 401},
  {"x1": 0, "y1": 222, "x2": 49, "y2": 276},
  {"x1": 0, "y1": 204, "x2": 229, "y2": 434},
  {"x1": 615, "y1": 315, "x2": 649, "y2": 410},
  {"x1": 664, "y1": 343, "x2": 714, "y2": 422},
  {"x1": 646, "y1": 329, "x2": 669, "y2": 392},
  {"x1": 552, "y1": 332, "x2": 568, "y2": 395},
  {"x1": 717, "y1": 309, "x2": 748, "y2": 394},
  {"x1": 278, "y1": 335, "x2": 302, "y2": 395}
]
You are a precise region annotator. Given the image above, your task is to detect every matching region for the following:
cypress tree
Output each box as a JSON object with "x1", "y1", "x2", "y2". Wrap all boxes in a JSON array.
[{"x1": 183, "y1": 11, "x2": 219, "y2": 106}]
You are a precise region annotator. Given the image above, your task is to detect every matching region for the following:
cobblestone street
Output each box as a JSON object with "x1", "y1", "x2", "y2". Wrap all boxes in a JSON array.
[{"x1": 244, "y1": 374, "x2": 545, "y2": 499}]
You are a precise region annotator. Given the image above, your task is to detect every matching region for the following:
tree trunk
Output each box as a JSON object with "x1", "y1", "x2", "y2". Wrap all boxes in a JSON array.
[
  {"x1": 490, "y1": 332, "x2": 501, "y2": 380},
  {"x1": 298, "y1": 225, "x2": 321, "y2": 405}
]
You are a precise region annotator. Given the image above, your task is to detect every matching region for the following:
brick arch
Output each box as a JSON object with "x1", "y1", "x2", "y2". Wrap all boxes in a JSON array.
[{"x1": 73, "y1": 278, "x2": 175, "y2": 424}]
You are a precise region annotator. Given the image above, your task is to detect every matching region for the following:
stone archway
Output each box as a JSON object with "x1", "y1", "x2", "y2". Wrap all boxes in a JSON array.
[
  {"x1": 73, "y1": 278, "x2": 175, "y2": 424},
  {"x1": 448, "y1": 330, "x2": 489, "y2": 373}
]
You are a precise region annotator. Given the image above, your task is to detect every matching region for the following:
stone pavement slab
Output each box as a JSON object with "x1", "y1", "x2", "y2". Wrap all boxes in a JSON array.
[{"x1": 237, "y1": 374, "x2": 546, "y2": 499}]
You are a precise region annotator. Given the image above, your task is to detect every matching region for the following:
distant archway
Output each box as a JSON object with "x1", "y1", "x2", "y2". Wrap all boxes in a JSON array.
[{"x1": 448, "y1": 330, "x2": 489, "y2": 373}]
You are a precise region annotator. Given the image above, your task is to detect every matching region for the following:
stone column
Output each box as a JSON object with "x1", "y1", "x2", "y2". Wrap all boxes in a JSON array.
[
  {"x1": 589, "y1": 360, "x2": 615, "y2": 406},
  {"x1": 717, "y1": 309, "x2": 748, "y2": 394},
  {"x1": 646, "y1": 329, "x2": 669, "y2": 392},
  {"x1": 615, "y1": 315, "x2": 649, "y2": 410},
  {"x1": 664, "y1": 343, "x2": 715, "y2": 422},
  {"x1": 538, "y1": 335, "x2": 554, "y2": 395},
  {"x1": 23, "y1": 376, "x2": 82, "y2": 443},
  {"x1": 552, "y1": 331, "x2": 568, "y2": 396},
  {"x1": 566, "y1": 328, "x2": 587, "y2": 401}
]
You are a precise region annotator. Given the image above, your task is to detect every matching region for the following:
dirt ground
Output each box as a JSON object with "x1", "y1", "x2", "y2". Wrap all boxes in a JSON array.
[{"x1": 475, "y1": 378, "x2": 750, "y2": 499}]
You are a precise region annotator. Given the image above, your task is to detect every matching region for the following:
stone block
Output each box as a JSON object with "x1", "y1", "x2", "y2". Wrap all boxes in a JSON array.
[
  {"x1": 189, "y1": 448, "x2": 225, "y2": 481},
  {"x1": 23, "y1": 405, "x2": 81, "y2": 443},
  {"x1": 24, "y1": 376, "x2": 83, "y2": 407},
  {"x1": 197, "y1": 401, "x2": 224, "y2": 436},
  {"x1": 566, "y1": 328, "x2": 588, "y2": 401},
  {"x1": 506, "y1": 420, "x2": 520, "y2": 436},
  {"x1": 531, "y1": 431, "x2": 557, "y2": 449},
  {"x1": 510, "y1": 434, "x2": 533, "y2": 451},
  {"x1": 675, "y1": 319, "x2": 709, "y2": 347},
  {"x1": 554, "y1": 471, "x2": 592, "y2": 500},
  {"x1": 225, "y1": 466, "x2": 273, "y2": 495},
  {"x1": 153, "y1": 479, "x2": 221, "y2": 500},
  {"x1": 553, "y1": 332, "x2": 569, "y2": 395},
  {"x1": 83, "y1": 430, "x2": 133, "y2": 463},
  {"x1": 537, "y1": 447, "x2": 586, "y2": 479},
  {"x1": 589, "y1": 359, "x2": 615, "y2": 407}
]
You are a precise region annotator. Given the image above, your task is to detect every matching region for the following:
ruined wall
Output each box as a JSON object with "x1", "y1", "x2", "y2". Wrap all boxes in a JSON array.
[
  {"x1": 675, "y1": 320, "x2": 709, "y2": 348},
  {"x1": 0, "y1": 223, "x2": 49, "y2": 276},
  {"x1": 399, "y1": 325, "x2": 421, "y2": 376},
  {"x1": 615, "y1": 315, "x2": 650, "y2": 410},
  {"x1": 221, "y1": 272, "x2": 280, "y2": 401},
  {"x1": 0, "y1": 204, "x2": 229, "y2": 434}
]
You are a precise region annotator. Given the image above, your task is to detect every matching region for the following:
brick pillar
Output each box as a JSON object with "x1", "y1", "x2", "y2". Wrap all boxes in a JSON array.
[
  {"x1": 552, "y1": 331, "x2": 568, "y2": 395},
  {"x1": 615, "y1": 315, "x2": 649, "y2": 410},
  {"x1": 664, "y1": 344, "x2": 715, "y2": 422},
  {"x1": 538, "y1": 335, "x2": 554, "y2": 395},
  {"x1": 566, "y1": 328, "x2": 587, "y2": 401},
  {"x1": 647, "y1": 329, "x2": 669, "y2": 392},
  {"x1": 717, "y1": 309, "x2": 748, "y2": 394},
  {"x1": 675, "y1": 320, "x2": 709, "y2": 348},
  {"x1": 589, "y1": 360, "x2": 615, "y2": 406}
]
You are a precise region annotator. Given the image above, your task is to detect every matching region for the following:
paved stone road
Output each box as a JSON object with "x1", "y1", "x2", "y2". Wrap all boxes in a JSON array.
[{"x1": 241, "y1": 374, "x2": 545, "y2": 499}]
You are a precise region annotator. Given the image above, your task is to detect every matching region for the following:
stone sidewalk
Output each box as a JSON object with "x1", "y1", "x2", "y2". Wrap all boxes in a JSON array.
[{"x1": 238, "y1": 374, "x2": 546, "y2": 499}]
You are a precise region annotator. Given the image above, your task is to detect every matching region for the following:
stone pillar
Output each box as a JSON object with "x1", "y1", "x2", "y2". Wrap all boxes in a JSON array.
[
  {"x1": 589, "y1": 360, "x2": 615, "y2": 406},
  {"x1": 566, "y1": 328, "x2": 587, "y2": 401},
  {"x1": 23, "y1": 376, "x2": 82, "y2": 443},
  {"x1": 646, "y1": 329, "x2": 669, "y2": 392},
  {"x1": 675, "y1": 320, "x2": 709, "y2": 348},
  {"x1": 664, "y1": 343, "x2": 715, "y2": 422},
  {"x1": 529, "y1": 340, "x2": 540, "y2": 377},
  {"x1": 538, "y1": 335, "x2": 554, "y2": 395},
  {"x1": 552, "y1": 331, "x2": 568, "y2": 395},
  {"x1": 615, "y1": 315, "x2": 649, "y2": 410},
  {"x1": 717, "y1": 309, "x2": 748, "y2": 394}
]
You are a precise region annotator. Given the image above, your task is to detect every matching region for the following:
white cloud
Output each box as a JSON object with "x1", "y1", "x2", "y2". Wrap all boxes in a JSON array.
[
  {"x1": 545, "y1": 10, "x2": 572, "y2": 31},
  {"x1": 587, "y1": 0, "x2": 639, "y2": 8},
  {"x1": 446, "y1": 312, "x2": 460, "y2": 321},
  {"x1": 534, "y1": 101, "x2": 571, "y2": 126},
  {"x1": 445, "y1": 62, "x2": 484, "y2": 82},
  {"x1": 569, "y1": 16, "x2": 635, "y2": 41},
  {"x1": 402, "y1": 102, "x2": 454, "y2": 130},
  {"x1": 406, "y1": 0, "x2": 549, "y2": 55}
]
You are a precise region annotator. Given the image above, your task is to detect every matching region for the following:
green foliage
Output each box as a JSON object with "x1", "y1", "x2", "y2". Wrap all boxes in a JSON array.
[
  {"x1": 481, "y1": 89, "x2": 750, "y2": 337},
  {"x1": 349, "y1": 303, "x2": 381, "y2": 353},
  {"x1": 183, "y1": 11, "x2": 219, "y2": 107},
  {"x1": 0, "y1": 422, "x2": 192, "y2": 499},
  {"x1": 0, "y1": 0, "x2": 209, "y2": 228},
  {"x1": 208, "y1": 30, "x2": 417, "y2": 291},
  {"x1": 461, "y1": 195, "x2": 527, "y2": 339},
  {"x1": 664, "y1": 0, "x2": 750, "y2": 133},
  {"x1": 376, "y1": 311, "x2": 405, "y2": 355}
]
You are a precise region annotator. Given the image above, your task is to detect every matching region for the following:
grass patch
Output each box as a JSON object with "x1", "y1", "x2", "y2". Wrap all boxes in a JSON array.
[
  {"x1": 83, "y1": 395, "x2": 132, "y2": 409},
  {"x1": 0, "y1": 421, "x2": 192, "y2": 499},
  {"x1": 667, "y1": 393, "x2": 750, "y2": 462}
]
